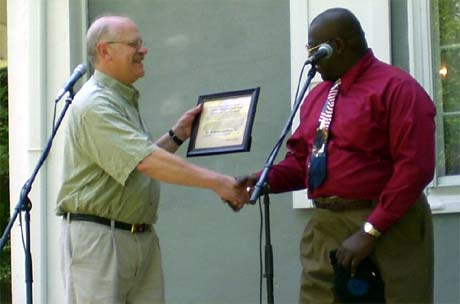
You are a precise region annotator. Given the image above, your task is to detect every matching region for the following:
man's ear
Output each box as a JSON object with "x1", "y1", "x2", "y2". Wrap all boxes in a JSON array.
[
  {"x1": 330, "y1": 37, "x2": 346, "y2": 55},
  {"x1": 96, "y1": 42, "x2": 112, "y2": 62}
]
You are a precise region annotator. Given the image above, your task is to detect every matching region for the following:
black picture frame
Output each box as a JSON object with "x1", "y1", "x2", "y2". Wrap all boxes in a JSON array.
[{"x1": 187, "y1": 87, "x2": 260, "y2": 157}]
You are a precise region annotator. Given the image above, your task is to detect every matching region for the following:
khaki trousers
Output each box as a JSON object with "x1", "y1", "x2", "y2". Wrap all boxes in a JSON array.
[
  {"x1": 60, "y1": 219, "x2": 165, "y2": 304},
  {"x1": 299, "y1": 195, "x2": 433, "y2": 304}
]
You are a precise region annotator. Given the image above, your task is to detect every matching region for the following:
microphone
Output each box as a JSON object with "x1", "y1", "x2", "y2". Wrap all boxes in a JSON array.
[
  {"x1": 306, "y1": 43, "x2": 333, "y2": 65},
  {"x1": 54, "y1": 63, "x2": 87, "y2": 102}
]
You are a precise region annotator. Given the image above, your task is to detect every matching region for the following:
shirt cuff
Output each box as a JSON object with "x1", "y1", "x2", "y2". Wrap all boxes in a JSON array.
[{"x1": 366, "y1": 203, "x2": 400, "y2": 233}]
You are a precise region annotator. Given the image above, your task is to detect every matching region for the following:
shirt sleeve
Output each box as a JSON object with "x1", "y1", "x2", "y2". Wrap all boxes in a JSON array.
[
  {"x1": 367, "y1": 79, "x2": 436, "y2": 232},
  {"x1": 77, "y1": 97, "x2": 158, "y2": 186}
]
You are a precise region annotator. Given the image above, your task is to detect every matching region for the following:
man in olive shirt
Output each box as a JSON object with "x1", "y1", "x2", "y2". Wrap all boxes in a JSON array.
[{"x1": 56, "y1": 15, "x2": 247, "y2": 304}]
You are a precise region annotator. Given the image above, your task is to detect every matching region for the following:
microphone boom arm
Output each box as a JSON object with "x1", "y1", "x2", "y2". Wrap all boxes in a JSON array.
[{"x1": 250, "y1": 64, "x2": 317, "y2": 203}]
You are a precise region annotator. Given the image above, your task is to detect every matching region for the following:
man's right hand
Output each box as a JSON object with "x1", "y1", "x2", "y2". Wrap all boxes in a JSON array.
[
  {"x1": 218, "y1": 174, "x2": 261, "y2": 212},
  {"x1": 215, "y1": 176, "x2": 251, "y2": 211},
  {"x1": 235, "y1": 173, "x2": 259, "y2": 196}
]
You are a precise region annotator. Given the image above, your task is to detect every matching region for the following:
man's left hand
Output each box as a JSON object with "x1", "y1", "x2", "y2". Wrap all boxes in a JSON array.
[
  {"x1": 171, "y1": 104, "x2": 202, "y2": 141},
  {"x1": 335, "y1": 229, "x2": 378, "y2": 276}
]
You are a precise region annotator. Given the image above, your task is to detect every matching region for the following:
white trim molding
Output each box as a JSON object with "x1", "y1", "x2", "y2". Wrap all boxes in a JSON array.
[{"x1": 8, "y1": 0, "x2": 88, "y2": 302}]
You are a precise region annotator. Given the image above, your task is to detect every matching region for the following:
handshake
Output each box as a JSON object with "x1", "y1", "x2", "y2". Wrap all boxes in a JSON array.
[{"x1": 216, "y1": 173, "x2": 262, "y2": 212}]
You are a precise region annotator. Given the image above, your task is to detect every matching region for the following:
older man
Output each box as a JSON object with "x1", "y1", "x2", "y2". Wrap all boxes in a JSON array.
[
  {"x1": 238, "y1": 8, "x2": 435, "y2": 303},
  {"x1": 56, "y1": 15, "x2": 247, "y2": 303}
]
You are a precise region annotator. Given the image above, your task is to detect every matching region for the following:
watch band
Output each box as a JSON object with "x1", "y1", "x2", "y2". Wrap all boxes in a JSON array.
[
  {"x1": 168, "y1": 129, "x2": 184, "y2": 146},
  {"x1": 363, "y1": 221, "x2": 381, "y2": 237}
]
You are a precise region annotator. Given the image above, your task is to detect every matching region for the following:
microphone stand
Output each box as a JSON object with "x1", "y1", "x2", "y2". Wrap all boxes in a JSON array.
[
  {"x1": 250, "y1": 64, "x2": 317, "y2": 304},
  {"x1": 0, "y1": 90, "x2": 76, "y2": 304}
]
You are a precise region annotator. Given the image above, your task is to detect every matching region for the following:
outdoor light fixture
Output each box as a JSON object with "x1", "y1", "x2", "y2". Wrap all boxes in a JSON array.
[{"x1": 439, "y1": 65, "x2": 448, "y2": 79}]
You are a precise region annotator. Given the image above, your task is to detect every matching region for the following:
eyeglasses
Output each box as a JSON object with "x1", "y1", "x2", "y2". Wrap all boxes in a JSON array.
[
  {"x1": 306, "y1": 40, "x2": 330, "y2": 56},
  {"x1": 105, "y1": 39, "x2": 145, "y2": 50}
]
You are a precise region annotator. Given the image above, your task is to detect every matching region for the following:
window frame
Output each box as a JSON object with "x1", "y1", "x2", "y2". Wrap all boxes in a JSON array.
[{"x1": 403, "y1": 0, "x2": 460, "y2": 213}]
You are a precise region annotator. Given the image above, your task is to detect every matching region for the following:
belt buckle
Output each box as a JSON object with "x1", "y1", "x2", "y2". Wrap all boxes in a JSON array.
[
  {"x1": 313, "y1": 196, "x2": 342, "y2": 210},
  {"x1": 130, "y1": 224, "x2": 145, "y2": 233}
]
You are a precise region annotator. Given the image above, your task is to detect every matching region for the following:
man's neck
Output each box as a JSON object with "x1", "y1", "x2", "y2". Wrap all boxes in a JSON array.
[{"x1": 94, "y1": 65, "x2": 133, "y2": 86}]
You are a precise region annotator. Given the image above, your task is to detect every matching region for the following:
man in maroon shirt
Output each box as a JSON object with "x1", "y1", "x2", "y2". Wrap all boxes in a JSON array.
[{"x1": 238, "y1": 7, "x2": 435, "y2": 303}]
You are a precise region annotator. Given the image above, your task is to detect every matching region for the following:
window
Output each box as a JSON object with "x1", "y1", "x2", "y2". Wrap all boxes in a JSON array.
[
  {"x1": 408, "y1": 0, "x2": 460, "y2": 211},
  {"x1": 431, "y1": 0, "x2": 460, "y2": 179}
]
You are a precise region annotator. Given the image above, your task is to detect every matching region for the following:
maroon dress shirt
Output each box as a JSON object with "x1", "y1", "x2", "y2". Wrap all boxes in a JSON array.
[{"x1": 267, "y1": 50, "x2": 436, "y2": 232}]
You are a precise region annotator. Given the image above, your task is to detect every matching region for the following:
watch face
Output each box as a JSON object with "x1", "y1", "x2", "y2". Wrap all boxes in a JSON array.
[
  {"x1": 364, "y1": 222, "x2": 380, "y2": 237},
  {"x1": 364, "y1": 222, "x2": 373, "y2": 233}
]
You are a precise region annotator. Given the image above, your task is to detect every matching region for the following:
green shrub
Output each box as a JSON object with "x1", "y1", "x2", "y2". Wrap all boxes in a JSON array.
[
  {"x1": 0, "y1": 67, "x2": 7, "y2": 176},
  {"x1": 0, "y1": 67, "x2": 10, "y2": 284}
]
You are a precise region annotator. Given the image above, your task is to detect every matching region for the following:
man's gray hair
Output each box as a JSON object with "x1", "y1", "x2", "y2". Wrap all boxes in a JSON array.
[{"x1": 86, "y1": 15, "x2": 129, "y2": 65}]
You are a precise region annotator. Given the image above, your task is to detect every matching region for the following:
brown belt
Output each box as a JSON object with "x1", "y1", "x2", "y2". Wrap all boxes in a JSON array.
[{"x1": 313, "y1": 196, "x2": 375, "y2": 211}]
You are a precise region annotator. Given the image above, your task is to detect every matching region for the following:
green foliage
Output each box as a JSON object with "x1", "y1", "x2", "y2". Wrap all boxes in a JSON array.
[
  {"x1": 0, "y1": 67, "x2": 7, "y2": 177},
  {"x1": 439, "y1": 0, "x2": 460, "y2": 45},
  {"x1": 0, "y1": 67, "x2": 10, "y2": 284},
  {"x1": 0, "y1": 242, "x2": 11, "y2": 281},
  {"x1": 436, "y1": 0, "x2": 460, "y2": 175}
]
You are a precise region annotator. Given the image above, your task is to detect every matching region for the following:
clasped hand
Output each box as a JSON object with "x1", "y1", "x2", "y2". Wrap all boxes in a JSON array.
[{"x1": 219, "y1": 174, "x2": 259, "y2": 212}]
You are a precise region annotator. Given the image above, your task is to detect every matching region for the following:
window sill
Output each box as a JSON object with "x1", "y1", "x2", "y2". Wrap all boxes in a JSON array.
[
  {"x1": 436, "y1": 175, "x2": 460, "y2": 187},
  {"x1": 292, "y1": 186, "x2": 460, "y2": 214},
  {"x1": 427, "y1": 184, "x2": 460, "y2": 214}
]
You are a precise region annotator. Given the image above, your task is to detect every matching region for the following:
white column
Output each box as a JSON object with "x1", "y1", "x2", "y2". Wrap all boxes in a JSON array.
[
  {"x1": 7, "y1": 0, "x2": 88, "y2": 302},
  {"x1": 45, "y1": 1, "x2": 88, "y2": 301},
  {"x1": 8, "y1": 0, "x2": 48, "y2": 302}
]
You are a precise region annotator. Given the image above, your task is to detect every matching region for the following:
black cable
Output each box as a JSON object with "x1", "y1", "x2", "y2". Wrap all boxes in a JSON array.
[
  {"x1": 256, "y1": 61, "x2": 309, "y2": 304},
  {"x1": 269, "y1": 62, "x2": 308, "y2": 167},
  {"x1": 19, "y1": 100, "x2": 59, "y2": 255},
  {"x1": 295, "y1": 62, "x2": 308, "y2": 102},
  {"x1": 19, "y1": 213, "x2": 25, "y2": 252},
  {"x1": 258, "y1": 196, "x2": 263, "y2": 304}
]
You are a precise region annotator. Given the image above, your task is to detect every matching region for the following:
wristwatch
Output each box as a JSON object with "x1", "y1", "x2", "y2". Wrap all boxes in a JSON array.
[{"x1": 363, "y1": 222, "x2": 381, "y2": 237}]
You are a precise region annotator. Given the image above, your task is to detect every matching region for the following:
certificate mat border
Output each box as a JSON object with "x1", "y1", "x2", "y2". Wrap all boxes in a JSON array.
[{"x1": 186, "y1": 87, "x2": 260, "y2": 157}]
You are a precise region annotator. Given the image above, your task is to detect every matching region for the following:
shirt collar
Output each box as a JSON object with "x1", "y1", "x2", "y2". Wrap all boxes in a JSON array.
[
  {"x1": 337, "y1": 49, "x2": 375, "y2": 94},
  {"x1": 93, "y1": 70, "x2": 140, "y2": 106}
]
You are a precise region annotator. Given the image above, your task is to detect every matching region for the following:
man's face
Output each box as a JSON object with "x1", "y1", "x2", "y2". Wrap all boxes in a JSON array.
[
  {"x1": 307, "y1": 26, "x2": 339, "y2": 81},
  {"x1": 107, "y1": 21, "x2": 148, "y2": 85}
]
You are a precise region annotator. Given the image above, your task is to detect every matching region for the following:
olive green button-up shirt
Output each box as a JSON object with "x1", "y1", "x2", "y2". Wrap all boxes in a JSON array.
[{"x1": 56, "y1": 70, "x2": 160, "y2": 224}]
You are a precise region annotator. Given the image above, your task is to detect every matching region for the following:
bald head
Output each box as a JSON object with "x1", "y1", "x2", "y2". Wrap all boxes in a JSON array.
[
  {"x1": 308, "y1": 8, "x2": 368, "y2": 81},
  {"x1": 310, "y1": 8, "x2": 367, "y2": 54},
  {"x1": 85, "y1": 15, "x2": 147, "y2": 85},
  {"x1": 87, "y1": 15, "x2": 135, "y2": 65}
]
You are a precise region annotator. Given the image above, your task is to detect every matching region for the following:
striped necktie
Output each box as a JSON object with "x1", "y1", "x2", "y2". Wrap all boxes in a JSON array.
[{"x1": 308, "y1": 79, "x2": 341, "y2": 190}]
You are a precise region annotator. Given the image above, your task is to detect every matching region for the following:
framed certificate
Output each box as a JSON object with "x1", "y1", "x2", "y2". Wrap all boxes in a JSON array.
[{"x1": 187, "y1": 87, "x2": 260, "y2": 157}]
